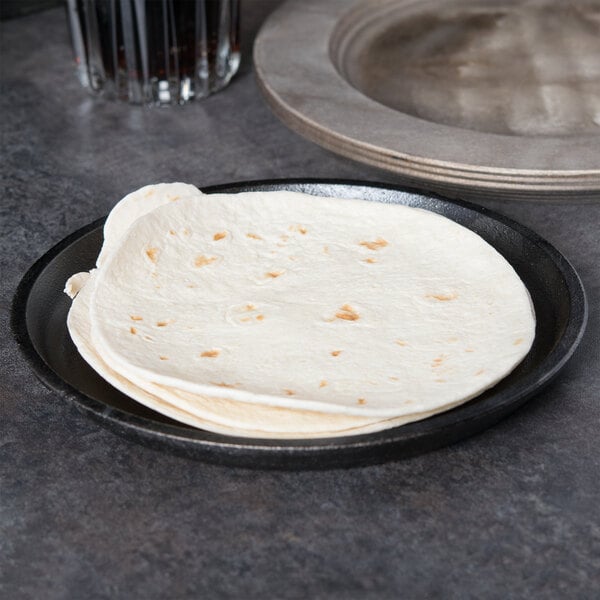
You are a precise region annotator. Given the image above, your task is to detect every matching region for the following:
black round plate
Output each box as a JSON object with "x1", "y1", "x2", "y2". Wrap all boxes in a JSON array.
[{"x1": 11, "y1": 180, "x2": 587, "y2": 469}]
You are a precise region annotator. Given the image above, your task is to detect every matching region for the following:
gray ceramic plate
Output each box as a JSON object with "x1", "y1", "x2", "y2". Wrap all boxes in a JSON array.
[
  {"x1": 254, "y1": 0, "x2": 600, "y2": 201},
  {"x1": 12, "y1": 180, "x2": 587, "y2": 469}
]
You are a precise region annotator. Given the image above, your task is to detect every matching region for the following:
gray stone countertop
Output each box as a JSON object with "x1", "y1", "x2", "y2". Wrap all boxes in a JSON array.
[{"x1": 1, "y1": 3, "x2": 599, "y2": 599}]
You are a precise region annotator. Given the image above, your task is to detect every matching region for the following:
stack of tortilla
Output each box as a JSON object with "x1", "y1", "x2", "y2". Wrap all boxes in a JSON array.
[{"x1": 65, "y1": 183, "x2": 535, "y2": 438}]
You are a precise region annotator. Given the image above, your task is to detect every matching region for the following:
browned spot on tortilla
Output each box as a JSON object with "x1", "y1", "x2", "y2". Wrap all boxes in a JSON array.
[
  {"x1": 364, "y1": 257, "x2": 377, "y2": 264},
  {"x1": 395, "y1": 340, "x2": 408, "y2": 347},
  {"x1": 335, "y1": 304, "x2": 359, "y2": 321},
  {"x1": 465, "y1": 348, "x2": 474, "y2": 353},
  {"x1": 389, "y1": 376, "x2": 399, "y2": 381},
  {"x1": 186, "y1": 283, "x2": 197, "y2": 288},
  {"x1": 200, "y1": 349, "x2": 220, "y2": 358},
  {"x1": 145, "y1": 189, "x2": 155, "y2": 197},
  {"x1": 432, "y1": 355, "x2": 448, "y2": 368},
  {"x1": 426, "y1": 293, "x2": 458, "y2": 301},
  {"x1": 129, "y1": 327, "x2": 137, "y2": 335},
  {"x1": 289, "y1": 225, "x2": 307, "y2": 234},
  {"x1": 475, "y1": 369, "x2": 485, "y2": 376},
  {"x1": 145, "y1": 247, "x2": 159, "y2": 263},
  {"x1": 331, "y1": 350, "x2": 342, "y2": 357},
  {"x1": 169, "y1": 195, "x2": 180, "y2": 202},
  {"x1": 246, "y1": 233, "x2": 262, "y2": 240},
  {"x1": 319, "y1": 380, "x2": 328, "y2": 388},
  {"x1": 283, "y1": 389, "x2": 295, "y2": 396},
  {"x1": 357, "y1": 398, "x2": 366, "y2": 405},
  {"x1": 130, "y1": 315, "x2": 143, "y2": 321},
  {"x1": 159, "y1": 356, "x2": 169, "y2": 361},
  {"x1": 156, "y1": 320, "x2": 171, "y2": 327},
  {"x1": 182, "y1": 228, "x2": 190, "y2": 236},
  {"x1": 359, "y1": 238, "x2": 388, "y2": 251},
  {"x1": 143, "y1": 335, "x2": 154, "y2": 341},
  {"x1": 240, "y1": 317, "x2": 252, "y2": 323},
  {"x1": 266, "y1": 270, "x2": 284, "y2": 278},
  {"x1": 169, "y1": 229, "x2": 176, "y2": 236},
  {"x1": 514, "y1": 338, "x2": 524, "y2": 345},
  {"x1": 210, "y1": 382, "x2": 237, "y2": 388},
  {"x1": 323, "y1": 246, "x2": 329, "y2": 254},
  {"x1": 245, "y1": 304, "x2": 256, "y2": 311},
  {"x1": 280, "y1": 234, "x2": 289, "y2": 242},
  {"x1": 256, "y1": 314, "x2": 265, "y2": 321},
  {"x1": 213, "y1": 231, "x2": 227, "y2": 241},
  {"x1": 194, "y1": 255, "x2": 217, "y2": 268}
]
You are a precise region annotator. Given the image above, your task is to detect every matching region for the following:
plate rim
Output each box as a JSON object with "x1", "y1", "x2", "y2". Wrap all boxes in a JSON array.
[
  {"x1": 253, "y1": 0, "x2": 600, "y2": 191},
  {"x1": 11, "y1": 179, "x2": 588, "y2": 468}
]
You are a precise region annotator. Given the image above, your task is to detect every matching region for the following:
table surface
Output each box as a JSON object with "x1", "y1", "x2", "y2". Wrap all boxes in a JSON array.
[{"x1": 2, "y1": 4, "x2": 599, "y2": 599}]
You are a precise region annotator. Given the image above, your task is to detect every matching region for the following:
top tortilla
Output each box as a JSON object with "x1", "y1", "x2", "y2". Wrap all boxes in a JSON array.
[{"x1": 89, "y1": 190, "x2": 535, "y2": 418}]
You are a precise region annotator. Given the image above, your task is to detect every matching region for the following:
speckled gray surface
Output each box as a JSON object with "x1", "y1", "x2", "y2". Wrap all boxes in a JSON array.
[{"x1": 1, "y1": 4, "x2": 599, "y2": 599}]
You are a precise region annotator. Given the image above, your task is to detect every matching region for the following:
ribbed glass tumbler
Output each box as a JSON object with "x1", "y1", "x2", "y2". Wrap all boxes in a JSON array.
[{"x1": 67, "y1": 0, "x2": 240, "y2": 105}]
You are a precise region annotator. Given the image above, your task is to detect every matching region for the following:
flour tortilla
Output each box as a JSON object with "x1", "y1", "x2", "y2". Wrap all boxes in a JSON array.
[
  {"x1": 69, "y1": 271, "x2": 451, "y2": 438},
  {"x1": 89, "y1": 190, "x2": 535, "y2": 419}
]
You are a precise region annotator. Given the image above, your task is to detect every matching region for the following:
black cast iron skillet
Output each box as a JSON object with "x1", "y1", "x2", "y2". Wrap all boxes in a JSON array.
[{"x1": 11, "y1": 180, "x2": 587, "y2": 469}]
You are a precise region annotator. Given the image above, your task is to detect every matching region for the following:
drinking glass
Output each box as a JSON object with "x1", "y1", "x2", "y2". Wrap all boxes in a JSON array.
[{"x1": 67, "y1": 0, "x2": 241, "y2": 105}]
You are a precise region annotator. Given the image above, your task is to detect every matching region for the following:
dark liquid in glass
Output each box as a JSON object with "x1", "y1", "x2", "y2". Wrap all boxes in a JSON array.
[{"x1": 68, "y1": 0, "x2": 240, "y2": 104}]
